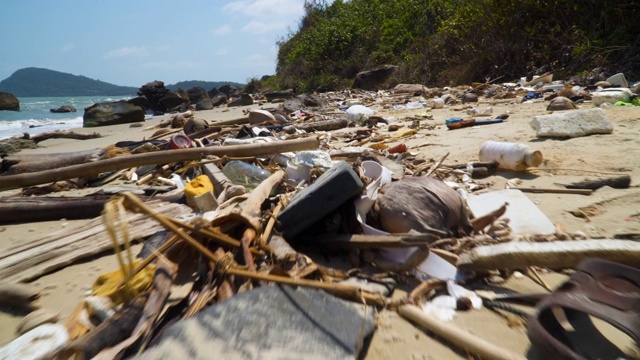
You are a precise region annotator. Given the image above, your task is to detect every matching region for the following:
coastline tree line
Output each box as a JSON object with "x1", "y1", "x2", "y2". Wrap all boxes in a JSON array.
[{"x1": 267, "y1": 0, "x2": 639, "y2": 92}]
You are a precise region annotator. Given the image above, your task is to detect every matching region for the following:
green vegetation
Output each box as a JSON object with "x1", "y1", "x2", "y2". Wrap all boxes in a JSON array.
[
  {"x1": 273, "y1": 0, "x2": 639, "y2": 91},
  {"x1": 0, "y1": 67, "x2": 138, "y2": 97},
  {"x1": 167, "y1": 80, "x2": 245, "y2": 92}
]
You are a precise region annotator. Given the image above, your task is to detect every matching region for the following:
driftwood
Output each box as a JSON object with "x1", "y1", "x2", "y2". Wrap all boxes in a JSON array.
[
  {"x1": 0, "y1": 200, "x2": 192, "y2": 283},
  {"x1": 1, "y1": 148, "x2": 105, "y2": 174},
  {"x1": 314, "y1": 233, "x2": 442, "y2": 248},
  {"x1": 290, "y1": 118, "x2": 349, "y2": 132},
  {"x1": 0, "y1": 193, "x2": 184, "y2": 225},
  {"x1": 25, "y1": 130, "x2": 102, "y2": 144},
  {"x1": 457, "y1": 239, "x2": 640, "y2": 271},
  {"x1": 398, "y1": 305, "x2": 526, "y2": 360},
  {"x1": 514, "y1": 187, "x2": 593, "y2": 195},
  {"x1": 0, "y1": 136, "x2": 319, "y2": 191},
  {"x1": 565, "y1": 175, "x2": 631, "y2": 190}
]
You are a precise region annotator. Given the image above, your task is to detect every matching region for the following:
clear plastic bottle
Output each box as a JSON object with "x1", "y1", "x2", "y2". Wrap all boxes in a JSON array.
[
  {"x1": 223, "y1": 161, "x2": 271, "y2": 190},
  {"x1": 479, "y1": 141, "x2": 542, "y2": 171}
]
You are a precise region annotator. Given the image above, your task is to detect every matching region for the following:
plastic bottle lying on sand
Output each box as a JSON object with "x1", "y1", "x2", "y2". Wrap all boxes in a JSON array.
[
  {"x1": 223, "y1": 161, "x2": 271, "y2": 190},
  {"x1": 479, "y1": 141, "x2": 542, "y2": 171}
]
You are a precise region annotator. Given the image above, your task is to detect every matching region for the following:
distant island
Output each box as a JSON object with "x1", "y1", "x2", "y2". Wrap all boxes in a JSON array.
[{"x1": 0, "y1": 68, "x2": 245, "y2": 97}]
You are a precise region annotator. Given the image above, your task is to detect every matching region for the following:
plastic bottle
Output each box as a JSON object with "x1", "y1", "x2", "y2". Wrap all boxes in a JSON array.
[
  {"x1": 223, "y1": 161, "x2": 271, "y2": 190},
  {"x1": 479, "y1": 141, "x2": 542, "y2": 171}
]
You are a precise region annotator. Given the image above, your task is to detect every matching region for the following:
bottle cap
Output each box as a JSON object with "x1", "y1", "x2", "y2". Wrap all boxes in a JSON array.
[{"x1": 525, "y1": 149, "x2": 543, "y2": 167}]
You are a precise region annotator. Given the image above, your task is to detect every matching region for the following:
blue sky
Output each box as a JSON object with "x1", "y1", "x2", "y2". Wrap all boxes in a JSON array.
[{"x1": 0, "y1": 0, "x2": 308, "y2": 86}]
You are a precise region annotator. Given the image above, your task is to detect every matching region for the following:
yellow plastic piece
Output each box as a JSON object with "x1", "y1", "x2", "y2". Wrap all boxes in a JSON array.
[{"x1": 92, "y1": 258, "x2": 156, "y2": 305}]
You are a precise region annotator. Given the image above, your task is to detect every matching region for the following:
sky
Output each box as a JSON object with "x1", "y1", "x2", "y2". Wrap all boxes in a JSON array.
[{"x1": 0, "y1": 0, "x2": 309, "y2": 87}]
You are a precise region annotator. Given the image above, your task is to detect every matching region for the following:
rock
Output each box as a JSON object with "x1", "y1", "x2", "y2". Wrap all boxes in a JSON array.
[
  {"x1": 83, "y1": 100, "x2": 145, "y2": 127},
  {"x1": 218, "y1": 84, "x2": 241, "y2": 98},
  {"x1": 195, "y1": 98, "x2": 214, "y2": 110},
  {"x1": 352, "y1": 65, "x2": 399, "y2": 90},
  {"x1": 174, "y1": 88, "x2": 189, "y2": 100},
  {"x1": 530, "y1": 108, "x2": 613, "y2": 138},
  {"x1": 461, "y1": 92, "x2": 479, "y2": 103},
  {"x1": 138, "y1": 286, "x2": 374, "y2": 360},
  {"x1": 127, "y1": 96, "x2": 149, "y2": 109},
  {"x1": 546, "y1": 96, "x2": 577, "y2": 111},
  {"x1": 158, "y1": 91, "x2": 189, "y2": 112},
  {"x1": 209, "y1": 91, "x2": 229, "y2": 107},
  {"x1": 0, "y1": 91, "x2": 20, "y2": 111},
  {"x1": 393, "y1": 84, "x2": 428, "y2": 96},
  {"x1": 302, "y1": 94, "x2": 324, "y2": 107},
  {"x1": 278, "y1": 161, "x2": 363, "y2": 240},
  {"x1": 49, "y1": 105, "x2": 76, "y2": 113},
  {"x1": 187, "y1": 87, "x2": 210, "y2": 105},
  {"x1": 183, "y1": 118, "x2": 209, "y2": 135},
  {"x1": 137, "y1": 81, "x2": 170, "y2": 114},
  {"x1": 263, "y1": 89, "x2": 294, "y2": 102},
  {"x1": 227, "y1": 93, "x2": 253, "y2": 107},
  {"x1": 248, "y1": 109, "x2": 275, "y2": 124},
  {"x1": 283, "y1": 97, "x2": 304, "y2": 114}
]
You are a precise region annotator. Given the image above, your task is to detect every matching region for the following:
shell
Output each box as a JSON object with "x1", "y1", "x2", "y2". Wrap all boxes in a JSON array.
[{"x1": 16, "y1": 309, "x2": 59, "y2": 335}]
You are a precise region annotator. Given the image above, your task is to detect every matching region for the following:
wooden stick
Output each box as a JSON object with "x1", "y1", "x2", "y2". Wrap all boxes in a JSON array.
[
  {"x1": 313, "y1": 232, "x2": 443, "y2": 249},
  {"x1": 398, "y1": 305, "x2": 526, "y2": 360},
  {"x1": 514, "y1": 187, "x2": 593, "y2": 195},
  {"x1": 425, "y1": 152, "x2": 449, "y2": 177},
  {"x1": 457, "y1": 239, "x2": 640, "y2": 271},
  {"x1": 27, "y1": 130, "x2": 102, "y2": 144},
  {"x1": 0, "y1": 137, "x2": 319, "y2": 191}
]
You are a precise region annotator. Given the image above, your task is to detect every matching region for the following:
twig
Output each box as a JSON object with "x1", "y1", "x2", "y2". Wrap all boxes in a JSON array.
[{"x1": 425, "y1": 152, "x2": 449, "y2": 177}]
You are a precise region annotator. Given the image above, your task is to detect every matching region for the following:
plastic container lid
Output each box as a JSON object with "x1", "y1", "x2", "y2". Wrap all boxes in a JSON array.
[{"x1": 169, "y1": 133, "x2": 193, "y2": 149}]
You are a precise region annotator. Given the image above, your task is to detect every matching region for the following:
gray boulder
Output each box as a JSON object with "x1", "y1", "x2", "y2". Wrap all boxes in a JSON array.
[
  {"x1": 218, "y1": 84, "x2": 241, "y2": 98},
  {"x1": 195, "y1": 99, "x2": 214, "y2": 110},
  {"x1": 263, "y1": 89, "x2": 294, "y2": 102},
  {"x1": 50, "y1": 105, "x2": 76, "y2": 113},
  {"x1": 0, "y1": 92, "x2": 19, "y2": 111},
  {"x1": 187, "y1": 87, "x2": 210, "y2": 104},
  {"x1": 158, "y1": 91, "x2": 189, "y2": 112},
  {"x1": 227, "y1": 93, "x2": 253, "y2": 107},
  {"x1": 83, "y1": 100, "x2": 145, "y2": 127},
  {"x1": 352, "y1": 65, "x2": 398, "y2": 90}
]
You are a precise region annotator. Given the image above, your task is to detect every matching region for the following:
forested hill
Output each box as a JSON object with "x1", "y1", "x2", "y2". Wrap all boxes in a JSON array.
[
  {"x1": 274, "y1": 0, "x2": 639, "y2": 91},
  {"x1": 0, "y1": 67, "x2": 138, "y2": 97}
]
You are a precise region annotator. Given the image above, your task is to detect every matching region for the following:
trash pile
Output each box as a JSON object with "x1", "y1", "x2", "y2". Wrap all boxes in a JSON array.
[{"x1": 0, "y1": 71, "x2": 639, "y2": 360}]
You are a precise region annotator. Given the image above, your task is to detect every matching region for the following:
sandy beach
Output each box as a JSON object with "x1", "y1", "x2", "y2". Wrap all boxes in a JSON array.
[{"x1": 1, "y1": 96, "x2": 638, "y2": 358}]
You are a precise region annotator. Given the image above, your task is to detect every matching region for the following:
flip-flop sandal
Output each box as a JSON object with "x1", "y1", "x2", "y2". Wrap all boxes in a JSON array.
[{"x1": 527, "y1": 258, "x2": 640, "y2": 360}]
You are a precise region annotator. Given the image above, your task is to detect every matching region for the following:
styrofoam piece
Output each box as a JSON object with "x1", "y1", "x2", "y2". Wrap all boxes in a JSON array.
[
  {"x1": 606, "y1": 73, "x2": 628, "y2": 88},
  {"x1": 466, "y1": 189, "x2": 556, "y2": 235}
]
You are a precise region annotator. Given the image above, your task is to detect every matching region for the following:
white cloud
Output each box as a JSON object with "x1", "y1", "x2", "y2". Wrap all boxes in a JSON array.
[
  {"x1": 215, "y1": 48, "x2": 229, "y2": 56},
  {"x1": 213, "y1": 25, "x2": 232, "y2": 36},
  {"x1": 60, "y1": 43, "x2": 74, "y2": 52},
  {"x1": 104, "y1": 46, "x2": 149, "y2": 59},
  {"x1": 242, "y1": 20, "x2": 283, "y2": 33},
  {"x1": 223, "y1": 0, "x2": 305, "y2": 21}
]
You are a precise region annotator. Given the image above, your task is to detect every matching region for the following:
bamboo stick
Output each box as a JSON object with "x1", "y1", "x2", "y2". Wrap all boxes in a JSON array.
[
  {"x1": 398, "y1": 305, "x2": 526, "y2": 360},
  {"x1": 0, "y1": 136, "x2": 319, "y2": 191}
]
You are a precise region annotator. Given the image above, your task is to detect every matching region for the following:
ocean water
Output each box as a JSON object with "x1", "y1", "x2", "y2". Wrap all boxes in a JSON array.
[{"x1": 0, "y1": 95, "x2": 134, "y2": 140}]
